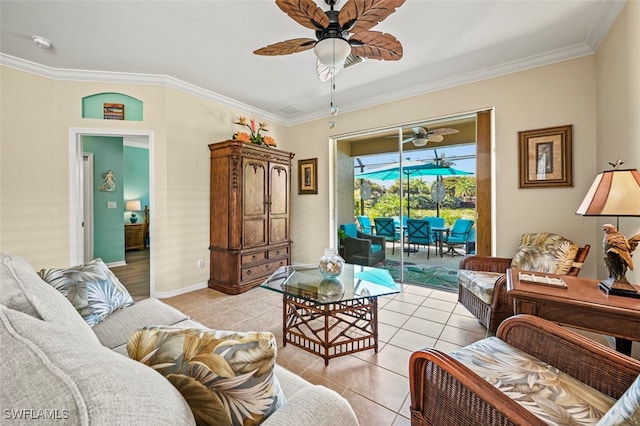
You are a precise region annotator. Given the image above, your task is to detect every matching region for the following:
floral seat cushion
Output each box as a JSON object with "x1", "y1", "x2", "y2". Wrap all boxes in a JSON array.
[
  {"x1": 596, "y1": 373, "x2": 640, "y2": 425},
  {"x1": 450, "y1": 337, "x2": 616, "y2": 425},
  {"x1": 457, "y1": 270, "x2": 504, "y2": 304}
]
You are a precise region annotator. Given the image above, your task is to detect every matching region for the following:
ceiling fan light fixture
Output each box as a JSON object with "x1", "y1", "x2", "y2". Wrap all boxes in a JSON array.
[
  {"x1": 412, "y1": 137, "x2": 429, "y2": 147},
  {"x1": 314, "y1": 37, "x2": 351, "y2": 68}
]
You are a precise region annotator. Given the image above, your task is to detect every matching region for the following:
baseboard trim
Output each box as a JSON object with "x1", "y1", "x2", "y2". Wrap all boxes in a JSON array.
[
  {"x1": 106, "y1": 261, "x2": 127, "y2": 268},
  {"x1": 154, "y1": 281, "x2": 208, "y2": 299}
]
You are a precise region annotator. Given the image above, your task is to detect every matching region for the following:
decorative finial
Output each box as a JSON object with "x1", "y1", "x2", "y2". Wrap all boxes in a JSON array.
[{"x1": 608, "y1": 159, "x2": 624, "y2": 169}]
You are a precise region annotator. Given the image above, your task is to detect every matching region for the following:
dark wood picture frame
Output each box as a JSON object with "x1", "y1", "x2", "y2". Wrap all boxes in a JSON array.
[
  {"x1": 298, "y1": 158, "x2": 318, "y2": 195},
  {"x1": 518, "y1": 124, "x2": 573, "y2": 188}
]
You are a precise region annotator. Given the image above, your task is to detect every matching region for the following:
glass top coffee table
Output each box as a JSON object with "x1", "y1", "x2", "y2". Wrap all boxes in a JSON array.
[{"x1": 261, "y1": 263, "x2": 400, "y2": 365}]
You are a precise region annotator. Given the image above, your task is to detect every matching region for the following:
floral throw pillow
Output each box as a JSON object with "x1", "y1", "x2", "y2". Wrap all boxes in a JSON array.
[
  {"x1": 127, "y1": 327, "x2": 286, "y2": 426},
  {"x1": 596, "y1": 374, "x2": 640, "y2": 425},
  {"x1": 39, "y1": 258, "x2": 134, "y2": 326},
  {"x1": 511, "y1": 232, "x2": 578, "y2": 275}
]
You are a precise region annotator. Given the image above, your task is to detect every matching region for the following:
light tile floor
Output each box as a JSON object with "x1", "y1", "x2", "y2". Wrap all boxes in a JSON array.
[{"x1": 163, "y1": 283, "x2": 486, "y2": 426}]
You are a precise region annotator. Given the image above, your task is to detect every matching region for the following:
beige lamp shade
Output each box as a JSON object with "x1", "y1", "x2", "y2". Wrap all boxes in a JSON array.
[
  {"x1": 576, "y1": 169, "x2": 640, "y2": 217},
  {"x1": 125, "y1": 200, "x2": 142, "y2": 212}
]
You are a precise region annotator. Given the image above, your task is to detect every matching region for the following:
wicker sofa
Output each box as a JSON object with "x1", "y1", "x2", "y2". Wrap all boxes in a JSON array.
[
  {"x1": 457, "y1": 233, "x2": 590, "y2": 332},
  {"x1": 409, "y1": 315, "x2": 640, "y2": 426}
]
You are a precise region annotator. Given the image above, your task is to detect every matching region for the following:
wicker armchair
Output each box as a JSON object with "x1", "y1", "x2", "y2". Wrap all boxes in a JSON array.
[
  {"x1": 409, "y1": 314, "x2": 640, "y2": 426},
  {"x1": 458, "y1": 241, "x2": 590, "y2": 332},
  {"x1": 339, "y1": 223, "x2": 385, "y2": 266}
]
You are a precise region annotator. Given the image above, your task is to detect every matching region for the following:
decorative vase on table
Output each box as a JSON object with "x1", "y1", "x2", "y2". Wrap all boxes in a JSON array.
[{"x1": 319, "y1": 248, "x2": 345, "y2": 278}]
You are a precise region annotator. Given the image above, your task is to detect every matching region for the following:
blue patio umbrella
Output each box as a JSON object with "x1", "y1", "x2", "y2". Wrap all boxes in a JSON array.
[{"x1": 355, "y1": 161, "x2": 472, "y2": 216}]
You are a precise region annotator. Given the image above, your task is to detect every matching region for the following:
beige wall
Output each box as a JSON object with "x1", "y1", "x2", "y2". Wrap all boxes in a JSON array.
[
  {"x1": 596, "y1": 0, "x2": 640, "y2": 283},
  {"x1": 288, "y1": 55, "x2": 599, "y2": 278},
  {"x1": 0, "y1": 67, "x2": 286, "y2": 295},
  {"x1": 1, "y1": 2, "x2": 638, "y2": 292}
]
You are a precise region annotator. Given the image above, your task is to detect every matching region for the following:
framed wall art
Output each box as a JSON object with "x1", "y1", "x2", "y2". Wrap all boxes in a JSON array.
[
  {"x1": 518, "y1": 124, "x2": 573, "y2": 188},
  {"x1": 298, "y1": 158, "x2": 318, "y2": 195}
]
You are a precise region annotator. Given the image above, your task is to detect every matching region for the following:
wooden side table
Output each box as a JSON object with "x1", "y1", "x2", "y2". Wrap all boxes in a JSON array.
[
  {"x1": 506, "y1": 268, "x2": 640, "y2": 356},
  {"x1": 125, "y1": 223, "x2": 145, "y2": 250}
]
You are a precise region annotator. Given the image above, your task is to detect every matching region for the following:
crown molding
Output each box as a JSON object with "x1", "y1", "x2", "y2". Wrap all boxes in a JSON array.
[
  {"x1": 286, "y1": 41, "x2": 596, "y2": 126},
  {"x1": 0, "y1": 53, "x2": 286, "y2": 126},
  {"x1": 0, "y1": 37, "x2": 601, "y2": 128},
  {"x1": 586, "y1": 0, "x2": 626, "y2": 51}
]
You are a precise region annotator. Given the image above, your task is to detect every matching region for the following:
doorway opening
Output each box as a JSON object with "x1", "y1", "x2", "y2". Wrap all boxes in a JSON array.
[
  {"x1": 332, "y1": 110, "x2": 492, "y2": 289},
  {"x1": 69, "y1": 128, "x2": 154, "y2": 297}
]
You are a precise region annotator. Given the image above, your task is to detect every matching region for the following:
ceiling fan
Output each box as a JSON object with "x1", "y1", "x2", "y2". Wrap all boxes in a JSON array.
[
  {"x1": 403, "y1": 127, "x2": 460, "y2": 147},
  {"x1": 254, "y1": 0, "x2": 405, "y2": 70}
]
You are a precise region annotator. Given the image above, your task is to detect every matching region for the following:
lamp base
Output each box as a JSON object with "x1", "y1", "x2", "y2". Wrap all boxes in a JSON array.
[{"x1": 598, "y1": 278, "x2": 640, "y2": 298}]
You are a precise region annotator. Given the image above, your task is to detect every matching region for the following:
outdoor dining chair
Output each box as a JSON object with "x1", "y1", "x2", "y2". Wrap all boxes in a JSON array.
[
  {"x1": 443, "y1": 218, "x2": 474, "y2": 256},
  {"x1": 374, "y1": 217, "x2": 400, "y2": 255},
  {"x1": 406, "y1": 219, "x2": 433, "y2": 258},
  {"x1": 356, "y1": 216, "x2": 374, "y2": 235}
]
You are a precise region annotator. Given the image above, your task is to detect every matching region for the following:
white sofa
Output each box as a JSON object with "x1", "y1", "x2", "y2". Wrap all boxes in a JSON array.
[{"x1": 0, "y1": 253, "x2": 358, "y2": 425}]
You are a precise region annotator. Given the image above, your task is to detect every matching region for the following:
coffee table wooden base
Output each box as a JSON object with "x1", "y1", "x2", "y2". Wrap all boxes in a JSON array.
[{"x1": 283, "y1": 294, "x2": 378, "y2": 366}]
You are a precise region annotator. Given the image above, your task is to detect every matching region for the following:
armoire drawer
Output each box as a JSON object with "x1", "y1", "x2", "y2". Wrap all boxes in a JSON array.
[
  {"x1": 268, "y1": 246, "x2": 289, "y2": 259},
  {"x1": 241, "y1": 259, "x2": 287, "y2": 282},
  {"x1": 241, "y1": 251, "x2": 267, "y2": 265}
]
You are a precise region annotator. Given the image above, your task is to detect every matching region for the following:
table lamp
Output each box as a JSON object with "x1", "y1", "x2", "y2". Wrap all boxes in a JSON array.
[
  {"x1": 576, "y1": 161, "x2": 640, "y2": 297},
  {"x1": 126, "y1": 200, "x2": 142, "y2": 224}
]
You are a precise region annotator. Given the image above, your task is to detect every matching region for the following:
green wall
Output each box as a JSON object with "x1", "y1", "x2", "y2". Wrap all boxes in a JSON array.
[
  {"x1": 83, "y1": 136, "x2": 125, "y2": 264},
  {"x1": 123, "y1": 146, "x2": 150, "y2": 222},
  {"x1": 82, "y1": 92, "x2": 143, "y2": 121}
]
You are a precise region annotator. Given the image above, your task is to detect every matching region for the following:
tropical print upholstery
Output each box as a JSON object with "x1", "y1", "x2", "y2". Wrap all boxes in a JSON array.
[
  {"x1": 511, "y1": 233, "x2": 578, "y2": 275},
  {"x1": 39, "y1": 258, "x2": 134, "y2": 326},
  {"x1": 127, "y1": 326, "x2": 286, "y2": 426},
  {"x1": 450, "y1": 337, "x2": 616, "y2": 425},
  {"x1": 457, "y1": 270, "x2": 504, "y2": 304},
  {"x1": 596, "y1": 374, "x2": 640, "y2": 425}
]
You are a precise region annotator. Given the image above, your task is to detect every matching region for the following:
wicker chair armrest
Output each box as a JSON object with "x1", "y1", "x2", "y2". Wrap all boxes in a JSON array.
[
  {"x1": 409, "y1": 349, "x2": 545, "y2": 426},
  {"x1": 357, "y1": 231, "x2": 385, "y2": 246},
  {"x1": 498, "y1": 315, "x2": 640, "y2": 399},
  {"x1": 459, "y1": 255, "x2": 512, "y2": 272},
  {"x1": 490, "y1": 274, "x2": 511, "y2": 310},
  {"x1": 342, "y1": 236, "x2": 371, "y2": 255}
]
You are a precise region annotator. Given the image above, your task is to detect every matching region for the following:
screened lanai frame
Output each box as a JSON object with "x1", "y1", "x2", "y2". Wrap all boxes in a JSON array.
[{"x1": 329, "y1": 110, "x2": 492, "y2": 285}]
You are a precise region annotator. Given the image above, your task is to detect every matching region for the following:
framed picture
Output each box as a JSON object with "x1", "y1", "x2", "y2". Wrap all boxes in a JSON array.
[
  {"x1": 518, "y1": 124, "x2": 573, "y2": 188},
  {"x1": 103, "y1": 103, "x2": 125, "y2": 120},
  {"x1": 298, "y1": 158, "x2": 318, "y2": 195}
]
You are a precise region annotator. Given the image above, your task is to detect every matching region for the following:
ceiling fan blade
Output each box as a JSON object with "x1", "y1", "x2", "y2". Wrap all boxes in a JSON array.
[
  {"x1": 276, "y1": 0, "x2": 329, "y2": 31},
  {"x1": 254, "y1": 38, "x2": 316, "y2": 56},
  {"x1": 428, "y1": 135, "x2": 445, "y2": 142},
  {"x1": 339, "y1": 0, "x2": 406, "y2": 33},
  {"x1": 350, "y1": 31, "x2": 403, "y2": 60},
  {"x1": 402, "y1": 137, "x2": 414, "y2": 143},
  {"x1": 428, "y1": 128, "x2": 459, "y2": 136}
]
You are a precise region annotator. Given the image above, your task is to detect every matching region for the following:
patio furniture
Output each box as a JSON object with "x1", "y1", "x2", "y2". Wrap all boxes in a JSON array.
[
  {"x1": 339, "y1": 223, "x2": 385, "y2": 266},
  {"x1": 356, "y1": 216, "x2": 375, "y2": 234},
  {"x1": 457, "y1": 232, "x2": 590, "y2": 332},
  {"x1": 406, "y1": 219, "x2": 434, "y2": 258},
  {"x1": 374, "y1": 218, "x2": 401, "y2": 255},
  {"x1": 409, "y1": 314, "x2": 640, "y2": 426},
  {"x1": 443, "y1": 218, "x2": 474, "y2": 256}
]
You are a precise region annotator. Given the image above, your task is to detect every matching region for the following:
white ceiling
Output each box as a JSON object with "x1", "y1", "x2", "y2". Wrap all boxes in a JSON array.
[{"x1": 0, "y1": 0, "x2": 625, "y2": 125}]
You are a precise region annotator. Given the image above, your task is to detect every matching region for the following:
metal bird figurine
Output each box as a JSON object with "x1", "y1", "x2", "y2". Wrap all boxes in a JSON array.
[{"x1": 602, "y1": 224, "x2": 640, "y2": 285}]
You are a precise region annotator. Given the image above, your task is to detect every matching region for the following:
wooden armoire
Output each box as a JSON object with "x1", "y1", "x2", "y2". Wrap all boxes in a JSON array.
[{"x1": 208, "y1": 140, "x2": 294, "y2": 294}]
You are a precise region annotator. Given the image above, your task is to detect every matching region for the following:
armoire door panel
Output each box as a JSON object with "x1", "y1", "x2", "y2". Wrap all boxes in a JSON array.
[
  {"x1": 243, "y1": 219, "x2": 267, "y2": 247},
  {"x1": 270, "y1": 165, "x2": 289, "y2": 216},
  {"x1": 269, "y1": 218, "x2": 288, "y2": 243},
  {"x1": 243, "y1": 160, "x2": 267, "y2": 216}
]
